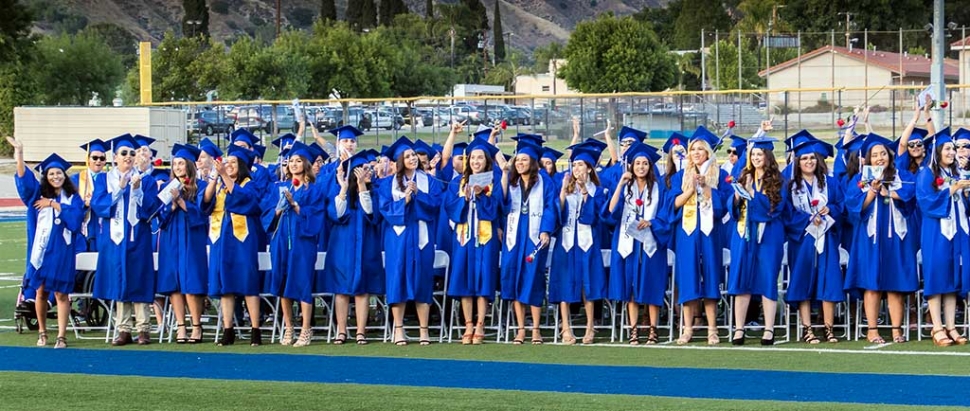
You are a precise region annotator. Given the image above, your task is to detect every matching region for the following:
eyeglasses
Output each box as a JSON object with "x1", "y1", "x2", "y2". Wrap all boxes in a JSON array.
[
  {"x1": 956, "y1": 142, "x2": 970, "y2": 149},
  {"x1": 726, "y1": 149, "x2": 737, "y2": 155},
  {"x1": 117, "y1": 150, "x2": 135, "y2": 157},
  {"x1": 619, "y1": 140, "x2": 635, "y2": 147},
  {"x1": 907, "y1": 141, "x2": 923, "y2": 148},
  {"x1": 90, "y1": 155, "x2": 106, "y2": 161}
]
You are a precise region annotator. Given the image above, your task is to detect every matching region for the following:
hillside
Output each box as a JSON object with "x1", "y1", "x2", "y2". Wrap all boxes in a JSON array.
[{"x1": 30, "y1": 0, "x2": 665, "y2": 50}]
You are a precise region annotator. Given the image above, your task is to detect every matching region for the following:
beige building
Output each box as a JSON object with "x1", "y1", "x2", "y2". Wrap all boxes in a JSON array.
[
  {"x1": 514, "y1": 59, "x2": 575, "y2": 105},
  {"x1": 759, "y1": 46, "x2": 959, "y2": 111}
]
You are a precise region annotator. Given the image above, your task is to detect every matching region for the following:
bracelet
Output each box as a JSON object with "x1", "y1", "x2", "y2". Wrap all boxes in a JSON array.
[{"x1": 49, "y1": 199, "x2": 54, "y2": 207}]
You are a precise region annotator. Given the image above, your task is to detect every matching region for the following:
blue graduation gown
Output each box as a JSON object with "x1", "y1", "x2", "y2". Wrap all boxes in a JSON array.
[
  {"x1": 434, "y1": 171, "x2": 460, "y2": 278},
  {"x1": 17, "y1": 170, "x2": 84, "y2": 294},
  {"x1": 785, "y1": 177, "x2": 845, "y2": 304},
  {"x1": 321, "y1": 183, "x2": 384, "y2": 296},
  {"x1": 69, "y1": 171, "x2": 99, "y2": 252},
  {"x1": 378, "y1": 172, "x2": 443, "y2": 305},
  {"x1": 444, "y1": 177, "x2": 502, "y2": 300},
  {"x1": 727, "y1": 178, "x2": 788, "y2": 301},
  {"x1": 205, "y1": 178, "x2": 262, "y2": 297},
  {"x1": 916, "y1": 169, "x2": 966, "y2": 297},
  {"x1": 91, "y1": 172, "x2": 159, "y2": 303},
  {"x1": 605, "y1": 180, "x2": 671, "y2": 306},
  {"x1": 262, "y1": 180, "x2": 325, "y2": 304},
  {"x1": 668, "y1": 169, "x2": 732, "y2": 305},
  {"x1": 156, "y1": 181, "x2": 209, "y2": 296},
  {"x1": 549, "y1": 185, "x2": 608, "y2": 303},
  {"x1": 500, "y1": 172, "x2": 559, "y2": 307},
  {"x1": 250, "y1": 164, "x2": 272, "y2": 251},
  {"x1": 844, "y1": 173, "x2": 919, "y2": 293}
]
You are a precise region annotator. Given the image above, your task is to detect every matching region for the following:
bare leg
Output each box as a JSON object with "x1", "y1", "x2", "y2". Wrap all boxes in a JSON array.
[
  {"x1": 678, "y1": 301, "x2": 695, "y2": 344},
  {"x1": 280, "y1": 297, "x2": 295, "y2": 330},
  {"x1": 944, "y1": 294, "x2": 958, "y2": 331},
  {"x1": 513, "y1": 301, "x2": 526, "y2": 342},
  {"x1": 928, "y1": 295, "x2": 944, "y2": 331},
  {"x1": 583, "y1": 299, "x2": 595, "y2": 342},
  {"x1": 54, "y1": 292, "x2": 70, "y2": 339},
  {"x1": 627, "y1": 301, "x2": 639, "y2": 337},
  {"x1": 732, "y1": 295, "x2": 750, "y2": 340},
  {"x1": 887, "y1": 292, "x2": 905, "y2": 341},
  {"x1": 244, "y1": 295, "x2": 261, "y2": 329},
  {"x1": 475, "y1": 297, "x2": 487, "y2": 336},
  {"x1": 863, "y1": 290, "x2": 882, "y2": 341},
  {"x1": 530, "y1": 305, "x2": 542, "y2": 343},
  {"x1": 300, "y1": 302, "x2": 313, "y2": 330},
  {"x1": 762, "y1": 296, "x2": 777, "y2": 340},
  {"x1": 220, "y1": 295, "x2": 235, "y2": 329},
  {"x1": 354, "y1": 294, "x2": 370, "y2": 337},
  {"x1": 334, "y1": 294, "x2": 350, "y2": 336},
  {"x1": 35, "y1": 285, "x2": 48, "y2": 337},
  {"x1": 392, "y1": 303, "x2": 406, "y2": 343},
  {"x1": 559, "y1": 302, "x2": 573, "y2": 341},
  {"x1": 416, "y1": 302, "x2": 430, "y2": 342},
  {"x1": 187, "y1": 294, "x2": 203, "y2": 340},
  {"x1": 171, "y1": 292, "x2": 187, "y2": 340},
  {"x1": 461, "y1": 297, "x2": 474, "y2": 337}
]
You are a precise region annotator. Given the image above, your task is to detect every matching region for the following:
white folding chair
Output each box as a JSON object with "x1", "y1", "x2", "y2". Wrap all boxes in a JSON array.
[{"x1": 69, "y1": 252, "x2": 115, "y2": 342}]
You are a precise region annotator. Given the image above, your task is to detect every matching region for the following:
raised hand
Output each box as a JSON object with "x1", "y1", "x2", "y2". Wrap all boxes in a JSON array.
[{"x1": 5, "y1": 136, "x2": 22, "y2": 150}]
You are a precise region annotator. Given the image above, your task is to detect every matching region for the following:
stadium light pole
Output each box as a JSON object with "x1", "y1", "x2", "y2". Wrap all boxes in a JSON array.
[{"x1": 931, "y1": 0, "x2": 944, "y2": 131}]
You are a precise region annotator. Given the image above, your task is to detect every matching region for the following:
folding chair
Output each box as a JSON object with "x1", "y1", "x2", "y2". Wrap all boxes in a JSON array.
[
  {"x1": 68, "y1": 252, "x2": 115, "y2": 342},
  {"x1": 854, "y1": 250, "x2": 915, "y2": 342},
  {"x1": 379, "y1": 250, "x2": 450, "y2": 343},
  {"x1": 676, "y1": 248, "x2": 734, "y2": 343},
  {"x1": 617, "y1": 249, "x2": 676, "y2": 344},
  {"x1": 795, "y1": 247, "x2": 853, "y2": 342},
  {"x1": 504, "y1": 239, "x2": 559, "y2": 343}
]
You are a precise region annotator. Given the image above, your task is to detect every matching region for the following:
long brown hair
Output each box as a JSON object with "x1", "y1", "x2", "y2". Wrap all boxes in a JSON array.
[
  {"x1": 509, "y1": 155, "x2": 539, "y2": 189},
  {"x1": 565, "y1": 161, "x2": 601, "y2": 194},
  {"x1": 864, "y1": 144, "x2": 897, "y2": 183},
  {"x1": 283, "y1": 154, "x2": 316, "y2": 184},
  {"x1": 789, "y1": 153, "x2": 828, "y2": 193},
  {"x1": 40, "y1": 168, "x2": 77, "y2": 199},
  {"x1": 460, "y1": 149, "x2": 494, "y2": 187},
  {"x1": 625, "y1": 158, "x2": 657, "y2": 206},
  {"x1": 172, "y1": 160, "x2": 198, "y2": 200},
  {"x1": 739, "y1": 148, "x2": 783, "y2": 213},
  {"x1": 930, "y1": 142, "x2": 957, "y2": 193},
  {"x1": 395, "y1": 152, "x2": 414, "y2": 192}
]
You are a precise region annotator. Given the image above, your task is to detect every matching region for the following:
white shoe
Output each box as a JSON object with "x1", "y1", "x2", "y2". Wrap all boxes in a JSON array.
[{"x1": 293, "y1": 329, "x2": 313, "y2": 347}]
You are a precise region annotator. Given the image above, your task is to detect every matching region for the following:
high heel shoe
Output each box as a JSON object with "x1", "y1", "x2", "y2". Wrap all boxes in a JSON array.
[
  {"x1": 461, "y1": 322, "x2": 473, "y2": 345},
  {"x1": 175, "y1": 323, "x2": 188, "y2": 344},
  {"x1": 419, "y1": 326, "x2": 431, "y2": 346},
  {"x1": 188, "y1": 324, "x2": 204, "y2": 344},
  {"x1": 293, "y1": 329, "x2": 313, "y2": 347},
  {"x1": 393, "y1": 326, "x2": 408, "y2": 346},
  {"x1": 731, "y1": 329, "x2": 745, "y2": 346},
  {"x1": 760, "y1": 330, "x2": 775, "y2": 346},
  {"x1": 531, "y1": 327, "x2": 543, "y2": 345},
  {"x1": 218, "y1": 327, "x2": 235, "y2": 346},
  {"x1": 472, "y1": 322, "x2": 485, "y2": 345},
  {"x1": 250, "y1": 327, "x2": 262, "y2": 347},
  {"x1": 932, "y1": 328, "x2": 953, "y2": 347},
  {"x1": 512, "y1": 327, "x2": 525, "y2": 345},
  {"x1": 946, "y1": 328, "x2": 968, "y2": 345},
  {"x1": 823, "y1": 324, "x2": 838, "y2": 343},
  {"x1": 280, "y1": 327, "x2": 294, "y2": 346},
  {"x1": 561, "y1": 329, "x2": 577, "y2": 345}
]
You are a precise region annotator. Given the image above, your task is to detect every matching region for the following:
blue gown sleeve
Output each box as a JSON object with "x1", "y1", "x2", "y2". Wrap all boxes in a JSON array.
[
  {"x1": 413, "y1": 175, "x2": 443, "y2": 222},
  {"x1": 136, "y1": 175, "x2": 159, "y2": 221},
  {"x1": 14, "y1": 168, "x2": 39, "y2": 204},
  {"x1": 445, "y1": 179, "x2": 469, "y2": 224},
  {"x1": 712, "y1": 169, "x2": 732, "y2": 219},
  {"x1": 827, "y1": 180, "x2": 845, "y2": 226},
  {"x1": 326, "y1": 183, "x2": 350, "y2": 225},
  {"x1": 61, "y1": 193, "x2": 85, "y2": 232},
  {"x1": 90, "y1": 174, "x2": 113, "y2": 219},
  {"x1": 666, "y1": 171, "x2": 685, "y2": 223},
  {"x1": 916, "y1": 169, "x2": 951, "y2": 219},
  {"x1": 294, "y1": 182, "x2": 325, "y2": 238},
  {"x1": 260, "y1": 182, "x2": 283, "y2": 233},
  {"x1": 540, "y1": 174, "x2": 559, "y2": 234},
  {"x1": 651, "y1": 181, "x2": 672, "y2": 246},
  {"x1": 378, "y1": 179, "x2": 406, "y2": 226},
  {"x1": 224, "y1": 179, "x2": 262, "y2": 216},
  {"x1": 843, "y1": 175, "x2": 870, "y2": 224}
]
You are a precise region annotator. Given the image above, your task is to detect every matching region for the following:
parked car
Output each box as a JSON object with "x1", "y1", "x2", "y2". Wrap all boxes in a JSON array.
[
  {"x1": 322, "y1": 107, "x2": 371, "y2": 131},
  {"x1": 234, "y1": 105, "x2": 297, "y2": 133},
  {"x1": 190, "y1": 110, "x2": 235, "y2": 136},
  {"x1": 364, "y1": 108, "x2": 404, "y2": 131},
  {"x1": 449, "y1": 105, "x2": 482, "y2": 125}
]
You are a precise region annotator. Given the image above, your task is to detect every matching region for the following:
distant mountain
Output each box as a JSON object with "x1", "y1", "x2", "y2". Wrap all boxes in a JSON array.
[{"x1": 30, "y1": 0, "x2": 664, "y2": 51}]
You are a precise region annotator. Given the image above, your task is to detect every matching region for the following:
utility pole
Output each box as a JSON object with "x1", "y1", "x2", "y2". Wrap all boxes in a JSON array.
[
  {"x1": 838, "y1": 12, "x2": 854, "y2": 48},
  {"x1": 449, "y1": 27, "x2": 456, "y2": 69},
  {"x1": 276, "y1": 0, "x2": 282, "y2": 38},
  {"x1": 701, "y1": 29, "x2": 706, "y2": 91},
  {"x1": 931, "y1": 0, "x2": 945, "y2": 131}
]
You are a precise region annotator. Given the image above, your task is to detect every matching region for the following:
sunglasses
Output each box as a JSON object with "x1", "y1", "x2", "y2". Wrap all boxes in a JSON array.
[
  {"x1": 907, "y1": 141, "x2": 923, "y2": 148},
  {"x1": 726, "y1": 149, "x2": 737, "y2": 155},
  {"x1": 117, "y1": 150, "x2": 135, "y2": 157},
  {"x1": 619, "y1": 140, "x2": 635, "y2": 147},
  {"x1": 956, "y1": 142, "x2": 970, "y2": 149},
  {"x1": 90, "y1": 155, "x2": 106, "y2": 161}
]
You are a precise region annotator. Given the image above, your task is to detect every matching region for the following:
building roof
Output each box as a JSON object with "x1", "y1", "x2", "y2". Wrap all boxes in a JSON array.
[
  {"x1": 759, "y1": 45, "x2": 959, "y2": 80},
  {"x1": 952, "y1": 36, "x2": 970, "y2": 48}
]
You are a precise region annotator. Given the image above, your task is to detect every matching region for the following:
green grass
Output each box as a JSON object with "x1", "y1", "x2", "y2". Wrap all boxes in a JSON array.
[{"x1": 0, "y1": 372, "x2": 961, "y2": 411}]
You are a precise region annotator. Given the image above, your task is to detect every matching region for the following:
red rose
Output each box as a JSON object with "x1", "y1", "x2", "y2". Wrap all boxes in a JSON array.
[
  {"x1": 153, "y1": 159, "x2": 163, "y2": 167},
  {"x1": 293, "y1": 178, "x2": 301, "y2": 187},
  {"x1": 215, "y1": 156, "x2": 222, "y2": 162},
  {"x1": 941, "y1": 101, "x2": 949, "y2": 109},
  {"x1": 500, "y1": 120, "x2": 508, "y2": 130},
  {"x1": 936, "y1": 177, "x2": 946, "y2": 187},
  {"x1": 525, "y1": 255, "x2": 534, "y2": 263},
  {"x1": 183, "y1": 177, "x2": 191, "y2": 185},
  {"x1": 635, "y1": 199, "x2": 644, "y2": 207},
  {"x1": 857, "y1": 180, "x2": 865, "y2": 189},
  {"x1": 672, "y1": 138, "x2": 680, "y2": 146},
  {"x1": 482, "y1": 186, "x2": 490, "y2": 194},
  {"x1": 727, "y1": 120, "x2": 736, "y2": 129},
  {"x1": 725, "y1": 175, "x2": 734, "y2": 183},
  {"x1": 810, "y1": 199, "x2": 820, "y2": 207},
  {"x1": 837, "y1": 118, "x2": 846, "y2": 127}
]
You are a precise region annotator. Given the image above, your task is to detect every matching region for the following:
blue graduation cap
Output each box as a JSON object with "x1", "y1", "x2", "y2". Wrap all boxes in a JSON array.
[
  {"x1": 729, "y1": 135, "x2": 747, "y2": 154},
  {"x1": 861, "y1": 133, "x2": 894, "y2": 156},
  {"x1": 748, "y1": 136, "x2": 777, "y2": 152},
  {"x1": 150, "y1": 148, "x2": 158, "y2": 159},
  {"x1": 431, "y1": 143, "x2": 443, "y2": 156},
  {"x1": 271, "y1": 133, "x2": 296, "y2": 150},
  {"x1": 253, "y1": 144, "x2": 267, "y2": 160},
  {"x1": 151, "y1": 168, "x2": 170, "y2": 183},
  {"x1": 690, "y1": 126, "x2": 721, "y2": 150},
  {"x1": 541, "y1": 147, "x2": 564, "y2": 162},
  {"x1": 199, "y1": 138, "x2": 223, "y2": 159},
  {"x1": 618, "y1": 126, "x2": 647, "y2": 142},
  {"x1": 794, "y1": 140, "x2": 834, "y2": 159},
  {"x1": 412, "y1": 139, "x2": 433, "y2": 156},
  {"x1": 622, "y1": 142, "x2": 662, "y2": 165},
  {"x1": 110, "y1": 134, "x2": 140, "y2": 152},
  {"x1": 80, "y1": 139, "x2": 109, "y2": 154},
  {"x1": 329, "y1": 125, "x2": 364, "y2": 141},
  {"x1": 132, "y1": 134, "x2": 155, "y2": 148},
  {"x1": 231, "y1": 128, "x2": 258, "y2": 148},
  {"x1": 786, "y1": 130, "x2": 816, "y2": 154},
  {"x1": 287, "y1": 141, "x2": 313, "y2": 160},
  {"x1": 465, "y1": 138, "x2": 501, "y2": 159},
  {"x1": 172, "y1": 143, "x2": 202, "y2": 163},
  {"x1": 473, "y1": 128, "x2": 493, "y2": 141},
  {"x1": 227, "y1": 145, "x2": 255, "y2": 168},
  {"x1": 579, "y1": 138, "x2": 608, "y2": 152},
  {"x1": 308, "y1": 143, "x2": 328, "y2": 162},
  {"x1": 910, "y1": 127, "x2": 929, "y2": 141},
  {"x1": 514, "y1": 141, "x2": 542, "y2": 161},
  {"x1": 570, "y1": 146, "x2": 602, "y2": 166},
  {"x1": 953, "y1": 128, "x2": 970, "y2": 142},
  {"x1": 662, "y1": 132, "x2": 689, "y2": 153},
  {"x1": 840, "y1": 134, "x2": 866, "y2": 155},
  {"x1": 511, "y1": 133, "x2": 544, "y2": 147},
  {"x1": 452, "y1": 142, "x2": 468, "y2": 157},
  {"x1": 34, "y1": 153, "x2": 71, "y2": 173},
  {"x1": 343, "y1": 149, "x2": 378, "y2": 173},
  {"x1": 923, "y1": 127, "x2": 953, "y2": 154},
  {"x1": 384, "y1": 136, "x2": 414, "y2": 161}
]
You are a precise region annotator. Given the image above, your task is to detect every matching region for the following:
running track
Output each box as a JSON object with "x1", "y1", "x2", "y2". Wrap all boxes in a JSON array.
[{"x1": 0, "y1": 347, "x2": 966, "y2": 407}]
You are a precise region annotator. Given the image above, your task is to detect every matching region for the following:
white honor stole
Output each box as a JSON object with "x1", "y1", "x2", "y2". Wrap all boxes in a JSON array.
[
  {"x1": 792, "y1": 176, "x2": 834, "y2": 254},
  {"x1": 561, "y1": 182, "x2": 595, "y2": 252},
  {"x1": 617, "y1": 182, "x2": 659, "y2": 258},
  {"x1": 392, "y1": 171, "x2": 430, "y2": 250},
  {"x1": 107, "y1": 168, "x2": 142, "y2": 245},
  {"x1": 864, "y1": 172, "x2": 907, "y2": 243},
  {"x1": 698, "y1": 159, "x2": 714, "y2": 235},
  {"x1": 937, "y1": 172, "x2": 969, "y2": 240},
  {"x1": 506, "y1": 176, "x2": 543, "y2": 251},
  {"x1": 30, "y1": 191, "x2": 73, "y2": 270}
]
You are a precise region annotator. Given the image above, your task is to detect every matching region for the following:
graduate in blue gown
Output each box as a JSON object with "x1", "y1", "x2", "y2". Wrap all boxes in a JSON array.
[
  {"x1": 203, "y1": 146, "x2": 264, "y2": 346},
  {"x1": 378, "y1": 137, "x2": 444, "y2": 346},
  {"x1": 783, "y1": 132, "x2": 845, "y2": 344},
  {"x1": 548, "y1": 143, "x2": 608, "y2": 345},
  {"x1": 720, "y1": 136, "x2": 746, "y2": 247},
  {"x1": 267, "y1": 133, "x2": 296, "y2": 182},
  {"x1": 599, "y1": 126, "x2": 645, "y2": 193},
  {"x1": 444, "y1": 138, "x2": 504, "y2": 345},
  {"x1": 667, "y1": 127, "x2": 732, "y2": 346},
  {"x1": 155, "y1": 144, "x2": 208, "y2": 344},
  {"x1": 500, "y1": 140, "x2": 558, "y2": 345},
  {"x1": 261, "y1": 142, "x2": 325, "y2": 347},
  {"x1": 605, "y1": 142, "x2": 670, "y2": 345},
  {"x1": 915, "y1": 130, "x2": 970, "y2": 346},
  {"x1": 844, "y1": 134, "x2": 918, "y2": 344},
  {"x1": 10, "y1": 140, "x2": 83, "y2": 348},
  {"x1": 954, "y1": 128, "x2": 970, "y2": 299},
  {"x1": 90, "y1": 134, "x2": 159, "y2": 346},
  {"x1": 71, "y1": 138, "x2": 109, "y2": 252}
]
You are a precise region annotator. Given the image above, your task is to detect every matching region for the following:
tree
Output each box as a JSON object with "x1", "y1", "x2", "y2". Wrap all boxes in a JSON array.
[
  {"x1": 361, "y1": 0, "x2": 378, "y2": 29},
  {"x1": 148, "y1": 32, "x2": 224, "y2": 102},
  {"x1": 461, "y1": 0, "x2": 489, "y2": 52},
  {"x1": 492, "y1": 0, "x2": 505, "y2": 62},
  {"x1": 531, "y1": 42, "x2": 563, "y2": 73},
  {"x1": 222, "y1": 33, "x2": 309, "y2": 100},
  {"x1": 30, "y1": 32, "x2": 125, "y2": 105},
  {"x1": 558, "y1": 14, "x2": 677, "y2": 93},
  {"x1": 346, "y1": 0, "x2": 363, "y2": 29},
  {"x1": 633, "y1": 1, "x2": 682, "y2": 46},
  {"x1": 320, "y1": 0, "x2": 337, "y2": 22},
  {"x1": 781, "y1": 0, "x2": 927, "y2": 51},
  {"x1": 381, "y1": 15, "x2": 455, "y2": 97},
  {"x1": 483, "y1": 49, "x2": 529, "y2": 91},
  {"x1": 306, "y1": 21, "x2": 395, "y2": 99},
  {"x1": 703, "y1": 37, "x2": 759, "y2": 90},
  {"x1": 182, "y1": 0, "x2": 210, "y2": 37},
  {"x1": 0, "y1": 0, "x2": 33, "y2": 61},
  {"x1": 426, "y1": 0, "x2": 434, "y2": 18},
  {"x1": 82, "y1": 23, "x2": 138, "y2": 69},
  {"x1": 671, "y1": 0, "x2": 730, "y2": 50},
  {"x1": 379, "y1": 0, "x2": 409, "y2": 26}
]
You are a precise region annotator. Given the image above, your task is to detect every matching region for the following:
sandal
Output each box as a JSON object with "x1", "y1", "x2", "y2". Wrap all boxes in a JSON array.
[
  {"x1": 531, "y1": 327, "x2": 543, "y2": 345},
  {"x1": 561, "y1": 329, "x2": 577, "y2": 345},
  {"x1": 823, "y1": 324, "x2": 838, "y2": 343},
  {"x1": 512, "y1": 327, "x2": 525, "y2": 345},
  {"x1": 394, "y1": 326, "x2": 408, "y2": 346},
  {"x1": 676, "y1": 331, "x2": 692, "y2": 345},
  {"x1": 582, "y1": 328, "x2": 595, "y2": 345},
  {"x1": 54, "y1": 336, "x2": 67, "y2": 349},
  {"x1": 645, "y1": 327, "x2": 659, "y2": 345},
  {"x1": 946, "y1": 328, "x2": 968, "y2": 345},
  {"x1": 731, "y1": 329, "x2": 745, "y2": 346},
  {"x1": 801, "y1": 325, "x2": 820, "y2": 345},
  {"x1": 891, "y1": 326, "x2": 906, "y2": 343},
  {"x1": 707, "y1": 328, "x2": 720, "y2": 345},
  {"x1": 760, "y1": 330, "x2": 775, "y2": 346},
  {"x1": 419, "y1": 326, "x2": 431, "y2": 346},
  {"x1": 293, "y1": 329, "x2": 313, "y2": 347},
  {"x1": 333, "y1": 332, "x2": 347, "y2": 345},
  {"x1": 472, "y1": 322, "x2": 485, "y2": 345},
  {"x1": 280, "y1": 327, "x2": 294, "y2": 346},
  {"x1": 175, "y1": 323, "x2": 188, "y2": 344},
  {"x1": 866, "y1": 331, "x2": 885, "y2": 345},
  {"x1": 932, "y1": 328, "x2": 953, "y2": 347},
  {"x1": 628, "y1": 327, "x2": 640, "y2": 345},
  {"x1": 461, "y1": 322, "x2": 473, "y2": 345},
  {"x1": 189, "y1": 323, "x2": 204, "y2": 344},
  {"x1": 356, "y1": 333, "x2": 368, "y2": 345},
  {"x1": 36, "y1": 332, "x2": 47, "y2": 347}
]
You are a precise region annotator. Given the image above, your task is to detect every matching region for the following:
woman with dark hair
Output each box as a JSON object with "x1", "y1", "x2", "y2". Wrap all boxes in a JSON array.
[
  {"x1": 379, "y1": 137, "x2": 443, "y2": 346},
  {"x1": 8, "y1": 138, "x2": 83, "y2": 348},
  {"x1": 845, "y1": 134, "x2": 918, "y2": 344},
  {"x1": 549, "y1": 143, "x2": 608, "y2": 345},
  {"x1": 204, "y1": 145, "x2": 263, "y2": 346},
  {"x1": 263, "y1": 142, "x2": 326, "y2": 347},
  {"x1": 784, "y1": 132, "x2": 844, "y2": 344},
  {"x1": 916, "y1": 130, "x2": 970, "y2": 346},
  {"x1": 501, "y1": 139, "x2": 558, "y2": 345},
  {"x1": 728, "y1": 135, "x2": 787, "y2": 346},
  {"x1": 661, "y1": 133, "x2": 689, "y2": 188},
  {"x1": 157, "y1": 144, "x2": 209, "y2": 344},
  {"x1": 606, "y1": 142, "x2": 669, "y2": 345},
  {"x1": 445, "y1": 138, "x2": 504, "y2": 345},
  {"x1": 324, "y1": 150, "x2": 383, "y2": 345}
]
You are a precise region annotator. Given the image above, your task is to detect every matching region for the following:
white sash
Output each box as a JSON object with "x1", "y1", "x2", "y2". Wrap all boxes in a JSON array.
[
  {"x1": 792, "y1": 176, "x2": 834, "y2": 254},
  {"x1": 107, "y1": 169, "x2": 142, "y2": 245},
  {"x1": 561, "y1": 181, "x2": 595, "y2": 252},
  {"x1": 30, "y1": 191, "x2": 73, "y2": 270},
  {"x1": 937, "y1": 172, "x2": 968, "y2": 240},
  {"x1": 506, "y1": 176, "x2": 543, "y2": 251},
  {"x1": 698, "y1": 159, "x2": 714, "y2": 235},
  {"x1": 81, "y1": 169, "x2": 98, "y2": 237},
  {"x1": 392, "y1": 171, "x2": 430, "y2": 249},
  {"x1": 617, "y1": 181, "x2": 659, "y2": 258},
  {"x1": 864, "y1": 172, "x2": 907, "y2": 243}
]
